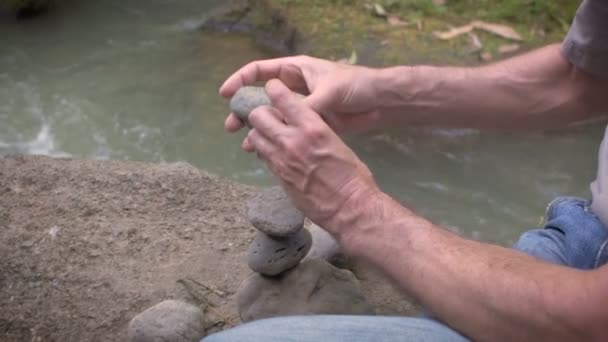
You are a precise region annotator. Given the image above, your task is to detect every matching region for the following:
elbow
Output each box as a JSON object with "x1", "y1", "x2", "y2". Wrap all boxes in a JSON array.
[{"x1": 561, "y1": 62, "x2": 608, "y2": 122}]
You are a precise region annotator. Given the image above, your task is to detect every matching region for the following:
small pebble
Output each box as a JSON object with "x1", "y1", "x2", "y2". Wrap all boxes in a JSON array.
[
  {"x1": 229, "y1": 86, "x2": 271, "y2": 125},
  {"x1": 229, "y1": 86, "x2": 305, "y2": 125}
]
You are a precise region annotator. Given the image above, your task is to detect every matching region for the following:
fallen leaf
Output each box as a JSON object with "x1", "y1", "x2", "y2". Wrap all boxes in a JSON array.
[
  {"x1": 416, "y1": 20, "x2": 423, "y2": 31},
  {"x1": 337, "y1": 51, "x2": 358, "y2": 65},
  {"x1": 472, "y1": 21, "x2": 522, "y2": 41},
  {"x1": 348, "y1": 50, "x2": 358, "y2": 65},
  {"x1": 467, "y1": 32, "x2": 483, "y2": 53},
  {"x1": 498, "y1": 43, "x2": 520, "y2": 54},
  {"x1": 373, "y1": 3, "x2": 388, "y2": 17},
  {"x1": 387, "y1": 14, "x2": 409, "y2": 27},
  {"x1": 433, "y1": 24, "x2": 474, "y2": 40},
  {"x1": 480, "y1": 52, "x2": 493, "y2": 62},
  {"x1": 433, "y1": 0, "x2": 447, "y2": 5}
]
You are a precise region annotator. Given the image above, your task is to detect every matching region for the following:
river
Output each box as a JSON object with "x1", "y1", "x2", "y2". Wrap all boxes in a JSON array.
[{"x1": 0, "y1": 0, "x2": 603, "y2": 245}]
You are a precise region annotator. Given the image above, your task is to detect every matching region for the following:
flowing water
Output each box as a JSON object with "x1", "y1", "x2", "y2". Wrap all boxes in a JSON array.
[{"x1": 0, "y1": 0, "x2": 603, "y2": 245}]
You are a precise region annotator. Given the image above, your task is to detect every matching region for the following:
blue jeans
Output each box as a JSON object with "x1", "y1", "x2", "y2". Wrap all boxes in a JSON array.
[{"x1": 204, "y1": 197, "x2": 608, "y2": 342}]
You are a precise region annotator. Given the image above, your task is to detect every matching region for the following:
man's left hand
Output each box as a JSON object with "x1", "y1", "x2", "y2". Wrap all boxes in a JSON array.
[{"x1": 243, "y1": 79, "x2": 379, "y2": 232}]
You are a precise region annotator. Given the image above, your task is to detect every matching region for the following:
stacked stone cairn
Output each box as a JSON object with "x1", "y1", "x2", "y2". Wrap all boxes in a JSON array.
[
  {"x1": 246, "y1": 186, "x2": 312, "y2": 276},
  {"x1": 231, "y1": 87, "x2": 374, "y2": 322}
]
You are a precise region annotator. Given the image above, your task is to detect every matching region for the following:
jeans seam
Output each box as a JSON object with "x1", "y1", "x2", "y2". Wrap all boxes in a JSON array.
[{"x1": 595, "y1": 239, "x2": 608, "y2": 268}]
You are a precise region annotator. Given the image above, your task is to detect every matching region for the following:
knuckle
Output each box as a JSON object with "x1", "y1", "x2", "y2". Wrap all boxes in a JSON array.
[
  {"x1": 302, "y1": 123, "x2": 326, "y2": 141},
  {"x1": 282, "y1": 139, "x2": 300, "y2": 158},
  {"x1": 248, "y1": 106, "x2": 270, "y2": 126}
]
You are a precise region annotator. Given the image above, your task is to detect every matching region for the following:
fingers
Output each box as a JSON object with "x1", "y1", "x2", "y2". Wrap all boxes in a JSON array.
[
  {"x1": 248, "y1": 105, "x2": 286, "y2": 138},
  {"x1": 243, "y1": 105, "x2": 286, "y2": 156},
  {"x1": 225, "y1": 113, "x2": 245, "y2": 132},
  {"x1": 245, "y1": 129, "x2": 276, "y2": 157},
  {"x1": 220, "y1": 57, "x2": 306, "y2": 98},
  {"x1": 265, "y1": 79, "x2": 316, "y2": 127}
]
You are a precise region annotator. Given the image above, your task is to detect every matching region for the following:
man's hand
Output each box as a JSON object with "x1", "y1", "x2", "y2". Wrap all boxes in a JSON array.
[
  {"x1": 220, "y1": 56, "x2": 382, "y2": 134},
  {"x1": 242, "y1": 79, "x2": 379, "y2": 229}
]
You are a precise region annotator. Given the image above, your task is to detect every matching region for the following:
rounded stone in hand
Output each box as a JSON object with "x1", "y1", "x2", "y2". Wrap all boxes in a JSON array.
[
  {"x1": 128, "y1": 300, "x2": 205, "y2": 342},
  {"x1": 247, "y1": 228, "x2": 312, "y2": 276},
  {"x1": 247, "y1": 186, "x2": 305, "y2": 237},
  {"x1": 229, "y1": 86, "x2": 271, "y2": 125}
]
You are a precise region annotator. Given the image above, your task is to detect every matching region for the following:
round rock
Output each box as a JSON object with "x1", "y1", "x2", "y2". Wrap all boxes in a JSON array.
[
  {"x1": 128, "y1": 300, "x2": 205, "y2": 342},
  {"x1": 237, "y1": 259, "x2": 374, "y2": 322},
  {"x1": 229, "y1": 86, "x2": 271, "y2": 125},
  {"x1": 247, "y1": 186, "x2": 305, "y2": 237},
  {"x1": 248, "y1": 228, "x2": 312, "y2": 276},
  {"x1": 303, "y1": 223, "x2": 343, "y2": 263}
]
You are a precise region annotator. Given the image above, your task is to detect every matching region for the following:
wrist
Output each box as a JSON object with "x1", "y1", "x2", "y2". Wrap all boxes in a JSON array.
[
  {"x1": 324, "y1": 182, "x2": 392, "y2": 256},
  {"x1": 371, "y1": 66, "x2": 413, "y2": 118}
]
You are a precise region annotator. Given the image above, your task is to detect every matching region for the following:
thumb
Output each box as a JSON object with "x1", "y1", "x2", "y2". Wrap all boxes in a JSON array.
[
  {"x1": 265, "y1": 79, "x2": 314, "y2": 126},
  {"x1": 304, "y1": 87, "x2": 334, "y2": 118}
]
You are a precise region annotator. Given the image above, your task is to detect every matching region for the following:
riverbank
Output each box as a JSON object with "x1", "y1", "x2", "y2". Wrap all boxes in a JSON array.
[
  {"x1": 202, "y1": 0, "x2": 578, "y2": 65},
  {"x1": 0, "y1": 155, "x2": 416, "y2": 341}
]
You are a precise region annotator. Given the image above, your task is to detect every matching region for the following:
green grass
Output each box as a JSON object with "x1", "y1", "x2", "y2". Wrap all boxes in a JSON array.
[{"x1": 266, "y1": 0, "x2": 580, "y2": 65}]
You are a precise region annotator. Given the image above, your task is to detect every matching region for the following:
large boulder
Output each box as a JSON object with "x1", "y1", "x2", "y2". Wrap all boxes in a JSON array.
[{"x1": 237, "y1": 259, "x2": 374, "y2": 322}]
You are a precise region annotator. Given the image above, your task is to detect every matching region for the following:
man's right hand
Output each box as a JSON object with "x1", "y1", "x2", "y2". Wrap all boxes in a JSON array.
[{"x1": 220, "y1": 55, "x2": 383, "y2": 134}]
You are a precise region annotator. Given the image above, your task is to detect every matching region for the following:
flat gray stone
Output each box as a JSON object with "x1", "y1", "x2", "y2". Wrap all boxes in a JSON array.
[
  {"x1": 247, "y1": 186, "x2": 304, "y2": 237},
  {"x1": 248, "y1": 228, "x2": 312, "y2": 276},
  {"x1": 128, "y1": 300, "x2": 205, "y2": 342},
  {"x1": 229, "y1": 86, "x2": 271, "y2": 125},
  {"x1": 237, "y1": 259, "x2": 374, "y2": 322},
  {"x1": 303, "y1": 223, "x2": 342, "y2": 263}
]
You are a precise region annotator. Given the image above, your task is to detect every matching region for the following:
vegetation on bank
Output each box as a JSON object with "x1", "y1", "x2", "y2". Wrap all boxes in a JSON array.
[
  {"x1": 264, "y1": 0, "x2": 579, "y2": 65},
  {"x1": 0, "y1": 0, "x2": 53, "y2": 17}
]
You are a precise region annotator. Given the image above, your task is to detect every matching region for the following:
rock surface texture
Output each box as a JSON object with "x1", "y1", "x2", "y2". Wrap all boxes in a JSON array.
[
  {"x1": 247, "y1": 228, "x2": 312, "y2": 276},
  {"x1": 247, "y1": 185, "x2": 305, "y2": 237},
  {"x1": 229, "y1": 86, "x2": 271, "y2": 125},
  {"x1": 303, "y1": 223, "x2": 342, "y2": 263},
  {"x1": 237, "y1": 259, "x2": 374, "y2": 322},
  {"x1": 229, "y1": 86, "x2": 306, "y2": 125},
  {"x1": 128, "y1": 300, "x2": 205, "y2": 342}
]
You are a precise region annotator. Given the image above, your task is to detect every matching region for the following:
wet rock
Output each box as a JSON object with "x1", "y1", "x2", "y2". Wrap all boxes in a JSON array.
[
  {"x1": 199, "y1": 1, "x2": 307, "y2": 55},
  {"x1": 128, "y1": 300, "x2": 205, "y2": 342},
  {"x1": 247, "y1": 186, "x2": 305, "y2": 237},
  {"x1": 237, "y1": 259, "x2": 374, "y2": 322},
  {"x1": 229, "y1": 86, "x2": 271, "y2": 125},
  {"x1": 303, "y1": 223, "x2": 342, "y2": 263},
  {"x1": 248, "y1": 228, "x2": 312, "y2": 276}
]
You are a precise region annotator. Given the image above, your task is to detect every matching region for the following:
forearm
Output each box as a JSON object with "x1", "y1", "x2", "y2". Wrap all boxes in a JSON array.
[
  {"x1": 372, "y1": 44, "x2": 604, "y2": 130},
  {"x1": 327, "y1": 190, "x2": 606, "y2": 341}
]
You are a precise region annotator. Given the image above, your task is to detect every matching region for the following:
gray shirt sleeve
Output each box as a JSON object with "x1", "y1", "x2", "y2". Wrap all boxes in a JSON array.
[{"x1": 562, "y1": 0, "x2": 608, "y2": 78}]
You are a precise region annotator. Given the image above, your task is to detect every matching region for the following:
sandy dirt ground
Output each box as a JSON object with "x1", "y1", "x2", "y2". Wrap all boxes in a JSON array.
[{"x1": 0, "y1": 155, "x2": 416, "y2": 341}]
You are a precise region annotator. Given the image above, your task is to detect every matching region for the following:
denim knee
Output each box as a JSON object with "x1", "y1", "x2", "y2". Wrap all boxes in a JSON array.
[
  {"x1": 203, "y1": 315, "x2": 469, "y2": 342},
  {"x1": 513, "y1": 197, "x2": 608, "y2": 269}
]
